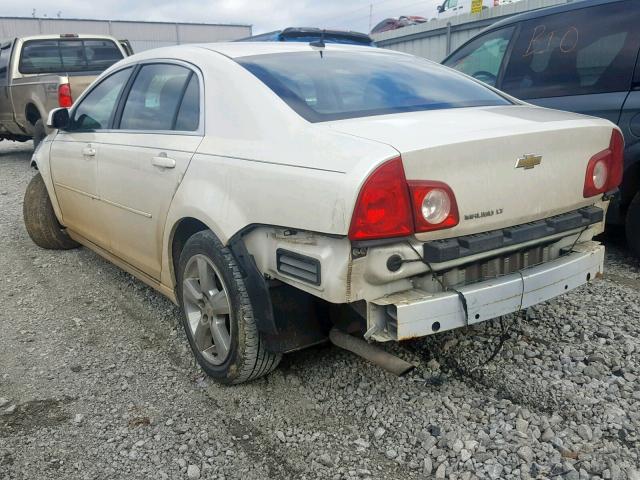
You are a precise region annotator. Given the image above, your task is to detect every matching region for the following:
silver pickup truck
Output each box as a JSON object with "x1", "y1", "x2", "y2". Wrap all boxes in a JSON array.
[{"x1": 0, "y1": 34, "x2": 128, "y2": 148}]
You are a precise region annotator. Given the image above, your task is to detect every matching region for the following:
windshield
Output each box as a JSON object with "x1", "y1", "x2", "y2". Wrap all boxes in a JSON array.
[
  {"x1": 236, "y1": 51, "x2": 511, "y2": 122},
  {"x1": 19, "y1": 39, "x2": 123, "y2": 74}
]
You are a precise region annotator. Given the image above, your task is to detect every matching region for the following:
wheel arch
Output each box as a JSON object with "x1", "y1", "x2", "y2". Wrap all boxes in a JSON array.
[
  {"x1": 165, "y1": 215, "x2": 323, "y2": 353},
  {"x1": 168, "y1": 216, "x2": 210, "y2": 291},
  {"x1": 24, "y1": 102, "x2": 42, "y2": 126}
]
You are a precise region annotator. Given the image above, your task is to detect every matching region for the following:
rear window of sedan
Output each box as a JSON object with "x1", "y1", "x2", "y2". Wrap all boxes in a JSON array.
[
  {"x1": 236, "y1": 50, "x2": 512, "y2": 122},
  {"x1": 19, "y1": 39, "x2": 123, "y2": 74}
]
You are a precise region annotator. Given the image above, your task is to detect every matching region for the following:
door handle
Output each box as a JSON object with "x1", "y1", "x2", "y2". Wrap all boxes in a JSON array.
[
  {"x1": 151, "y1": 155, "x2": 176, "y2": 169},
  {"x1": 82, "y1": 145, "x2": 96, "y2": 157}
]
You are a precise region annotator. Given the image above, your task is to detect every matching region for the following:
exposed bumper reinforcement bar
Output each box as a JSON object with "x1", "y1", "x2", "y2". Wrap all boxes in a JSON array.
[{"x1": 368, "y1": 241, "x2": 604, "y2": 342}]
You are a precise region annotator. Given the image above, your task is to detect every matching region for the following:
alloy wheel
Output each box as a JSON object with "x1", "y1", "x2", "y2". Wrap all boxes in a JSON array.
[{"x1": 182, "y1": 254, "x2": 232, "y2": 365}]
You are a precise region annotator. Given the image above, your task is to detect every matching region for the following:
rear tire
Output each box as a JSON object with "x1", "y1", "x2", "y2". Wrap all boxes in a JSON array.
[
  {"x1": 33, "y1": 119, "x2": 46, "y2": 150},
  {"x1": 626, "y1": 191, "x2": 640, "y2": 258},
  {"x1": 177, "y1": 230, "x2": 281, "y2": 384},
  {"x1": 23, "y1": 173, "x2": 79, "y2": 250}
]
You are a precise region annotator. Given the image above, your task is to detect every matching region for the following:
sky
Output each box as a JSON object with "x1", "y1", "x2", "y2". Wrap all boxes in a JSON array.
[{"x1": 1, "y1": 0, "x2": 444, "y2": 34}]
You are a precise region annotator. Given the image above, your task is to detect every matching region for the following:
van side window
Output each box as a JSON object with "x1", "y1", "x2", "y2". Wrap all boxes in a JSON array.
[
  {"x1": 501, "y1": 2, "x2": 639, "y2": 99},
  {"x1": 443, "y1": 27, "x2": 515, "y2": 87}
]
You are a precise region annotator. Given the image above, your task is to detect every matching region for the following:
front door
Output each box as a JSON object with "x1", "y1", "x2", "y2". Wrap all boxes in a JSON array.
[
  {"x1": 50, "y1": 66, "x2": 133, "y2": 246},
  {"x1": 97, "y1": 63, "x2": 203, "y2": 279}
]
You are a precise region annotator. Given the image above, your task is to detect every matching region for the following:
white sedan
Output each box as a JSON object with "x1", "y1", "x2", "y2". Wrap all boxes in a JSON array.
[{"x1": 24, "y1": 42, "x2": 622, "y2": 383}]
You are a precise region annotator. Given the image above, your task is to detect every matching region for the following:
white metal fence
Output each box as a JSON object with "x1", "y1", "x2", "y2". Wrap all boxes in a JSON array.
[
  {"x1": 0, "y1": 17, "x2": 252, "y2": 52},
  {"x1": 372, "y1": 0, "x2": 577, "y2": 61}
]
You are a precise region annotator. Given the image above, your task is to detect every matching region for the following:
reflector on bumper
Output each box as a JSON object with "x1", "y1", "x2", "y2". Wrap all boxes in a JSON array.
[{"x1": 367, "y1": 241, "x2": 604, "y2": 342}]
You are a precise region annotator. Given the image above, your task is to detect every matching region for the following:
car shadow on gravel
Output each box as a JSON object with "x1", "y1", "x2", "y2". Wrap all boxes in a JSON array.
[{"x1": 0, "y1": 397, "x2": 72, "y2": 436}]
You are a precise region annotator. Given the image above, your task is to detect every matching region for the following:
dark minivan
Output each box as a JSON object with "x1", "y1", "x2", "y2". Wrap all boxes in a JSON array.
[{"x1": 443, "y1": 0, "x2": 640, "y2": 257}]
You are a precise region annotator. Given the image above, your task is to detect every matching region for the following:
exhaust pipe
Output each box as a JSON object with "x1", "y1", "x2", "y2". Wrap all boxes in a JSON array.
[{"x1": 329, "y1": 328, "x2": 415, "y2": 376}]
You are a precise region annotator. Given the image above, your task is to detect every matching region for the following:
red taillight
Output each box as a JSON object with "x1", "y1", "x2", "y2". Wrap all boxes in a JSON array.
[
  {"x1": 408, "y1": 181, "x2": 459, "y2": 232},
  {"x1": 348, "y1": 157, "x2": 459, "y2": 241},
  {"x1": 58, "y1": 83, "x2": 73, "y2": 108},
  {"x1": 583, "y1": 129, "x2": 624, "y2": 198},
  {"x1": 348, "y1": 157, "x2": 413, "y2": 241}
]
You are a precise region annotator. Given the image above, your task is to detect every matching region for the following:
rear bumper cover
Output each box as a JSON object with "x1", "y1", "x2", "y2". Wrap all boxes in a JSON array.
[{"x1": 368, "y1": 241, "x2": 604, "y2": 341}]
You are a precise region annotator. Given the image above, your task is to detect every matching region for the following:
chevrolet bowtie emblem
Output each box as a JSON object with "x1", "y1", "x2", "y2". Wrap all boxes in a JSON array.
[{"x1": 516, "y1": 154, "x2": 542, "y2": 170}]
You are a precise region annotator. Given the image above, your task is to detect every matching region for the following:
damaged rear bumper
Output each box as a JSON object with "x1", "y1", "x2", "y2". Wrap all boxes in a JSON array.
[{"x1": 367, "y1": 241, "x2": 604, "y2": 342}]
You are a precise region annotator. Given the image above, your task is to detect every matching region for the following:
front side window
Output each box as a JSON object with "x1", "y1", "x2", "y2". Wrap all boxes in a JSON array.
[
  {"x1": 443, "y1": 27, "x2": 515, "y2": 86},
  {"x1": 119, "y1": 64, "x2": 193, "y2": 131},
  {"x1": 68, "y1": 67, "x2": 132, "y2": 131},
  {"x1": 501, "y1": 1, "x2": 640, "y2": 98},
  {"x1": 237, "y1": 51, "x2": 511, "y2": 122},
  {"x1": 19, "y1": 39, "x2": 123, "y2": 74}
]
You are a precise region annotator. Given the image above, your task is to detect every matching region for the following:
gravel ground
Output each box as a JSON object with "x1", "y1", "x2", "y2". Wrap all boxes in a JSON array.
[{"x1": 1, "y1": 141, "x2": 639, "y2": 480}]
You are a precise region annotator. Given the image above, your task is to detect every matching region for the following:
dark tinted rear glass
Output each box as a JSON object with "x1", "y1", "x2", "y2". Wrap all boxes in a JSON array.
[
  {"x1": 501, "y1": 1, "x2": 640, "y2": 98},
  {"x1": 19, "y1": 39, "x2": 123, "y2": 74},
  {"x1": 237, "y1": 51, "x2": 511, "y2": 122}
]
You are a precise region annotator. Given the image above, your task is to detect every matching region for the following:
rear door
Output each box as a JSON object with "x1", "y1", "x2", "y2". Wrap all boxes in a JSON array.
[
  {"x1": 498, "y1": 1, "x2": 640, "y2": 123},
  {"x1": 96, "y1": 62, "x2": 203, "y2": 279},
  {"x1": 50, "y1": 66, "x2": 133, "y2": 246}
]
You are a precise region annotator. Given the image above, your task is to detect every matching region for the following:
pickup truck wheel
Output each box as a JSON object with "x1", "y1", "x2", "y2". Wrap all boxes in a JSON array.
[
  {"x1": 33, "y1": 119, "x2": 46, "y2": 150},
  {"x1": 23, "y1": 173, "x2": 79, "y2": 250},
  {"x1": 177, "y1": 231, "x2": 282, "y2": 384},
  {"x1": 626, "y1": 191, "x2": 640, "y2": 258}
]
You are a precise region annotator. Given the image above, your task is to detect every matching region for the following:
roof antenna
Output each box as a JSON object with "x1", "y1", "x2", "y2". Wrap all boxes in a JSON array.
[{"x1": 310, "y1": 29, "x2": 326, "y2": 57}]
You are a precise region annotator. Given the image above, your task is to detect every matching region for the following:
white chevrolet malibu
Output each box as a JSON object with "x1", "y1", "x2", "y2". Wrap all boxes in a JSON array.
[{"x1": 24, "y1": 42, "x2": 622, "y2": 384}]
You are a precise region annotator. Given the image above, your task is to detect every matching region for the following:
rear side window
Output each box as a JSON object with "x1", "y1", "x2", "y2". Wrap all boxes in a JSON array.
[
  {"x1": 119, "y1": 64, "x2": 196, "y2": 131},
  {"x1": 444, "y1": 27, "x2": 515, "y2": 86},
  {"x1": 501, "y1": 1, "x2": 640, "y2": 98},
  {"x1": 174, "y1": 75, "x2": 200, "y2": 131},
  {"x1": 19, "y1": 39, "x2": 123, "y2": 74},
  {"x1": 237, "y1": 51, "x2": 511, "y2": 122}
]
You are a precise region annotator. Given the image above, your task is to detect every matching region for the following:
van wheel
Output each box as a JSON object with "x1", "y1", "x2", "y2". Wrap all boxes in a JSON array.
[
  {"x1": 33, "y1": 119, "x2": 46, "y2": 150},
  {"x1": 626, "y1": 191, "x2": 640, "y2": 258},
  {"x1": 177, "y1": 230, "x2": 281, "y2": 384},
  {"x1": 23, "y1": 173, "x2": 79, "y2": 250}
]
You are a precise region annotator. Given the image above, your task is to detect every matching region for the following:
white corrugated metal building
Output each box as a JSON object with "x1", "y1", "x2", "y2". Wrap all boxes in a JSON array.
[{"x1": 0, "y1": 17, "x2": 252, "y2": 52}]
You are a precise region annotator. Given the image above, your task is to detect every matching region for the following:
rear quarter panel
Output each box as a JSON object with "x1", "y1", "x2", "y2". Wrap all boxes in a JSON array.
[{"x1": 159, "y1": 51, "x2": 400, "y2": 290}]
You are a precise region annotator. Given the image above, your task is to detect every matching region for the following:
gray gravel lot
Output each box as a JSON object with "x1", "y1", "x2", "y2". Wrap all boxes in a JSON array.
[{"x1": 1, "y1": 141, "x2": 639, "y2": 480}]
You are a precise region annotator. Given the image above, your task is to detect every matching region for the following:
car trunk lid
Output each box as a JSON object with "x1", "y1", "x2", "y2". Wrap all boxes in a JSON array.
[{"x1": 327, "y1": 105, "x2": 614, "y2": 240}]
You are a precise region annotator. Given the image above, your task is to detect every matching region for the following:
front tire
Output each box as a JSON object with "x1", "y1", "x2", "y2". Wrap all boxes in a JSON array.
[
  {"x1": 23, "y1": 173, "x2": 79, "y2": 250},
  {"x1": 33, "y1": 119, "x2": 46, "y2": 150},
  {"x1": 177, "y1": 230, "x2": 281, "y2": 384},
  {"x1": 626, "y1": 191, "x2": 640, "y2": 258}
]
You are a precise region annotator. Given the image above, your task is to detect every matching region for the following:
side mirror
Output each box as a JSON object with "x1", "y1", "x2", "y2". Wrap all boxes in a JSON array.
[
  {"x1": 47, "y1": 107, "x2": 69, "y2": 130},
  {"x1": 437, "y1": 5, "x2": 444, "y2": 12}
]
